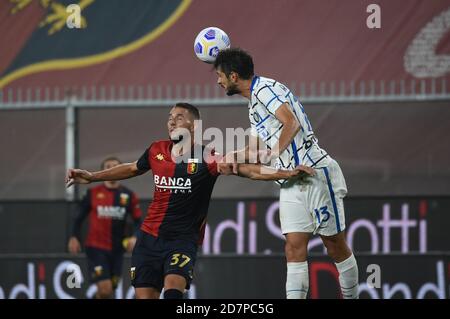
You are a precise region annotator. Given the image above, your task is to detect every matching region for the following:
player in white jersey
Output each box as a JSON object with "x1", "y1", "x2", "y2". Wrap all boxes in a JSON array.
[{"x1": 213, "y1": 48, "x2": 359, "y2": 299}]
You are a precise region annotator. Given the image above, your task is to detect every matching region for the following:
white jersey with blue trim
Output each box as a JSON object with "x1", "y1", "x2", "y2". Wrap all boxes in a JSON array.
[{"x1": 248, "y1": 76, "x2": 330, "y2": 177}]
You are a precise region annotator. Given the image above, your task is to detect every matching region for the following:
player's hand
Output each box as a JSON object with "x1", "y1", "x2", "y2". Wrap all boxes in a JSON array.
[
  {"x1": 65, "y1": 168, "x2": 94, "y2": 188},
  {"x1": 68, "y1": 236, "x2": 81, "y2": 254},
  {"x1": 289, "y1": 165, "x2": 316, "y2": 178}
]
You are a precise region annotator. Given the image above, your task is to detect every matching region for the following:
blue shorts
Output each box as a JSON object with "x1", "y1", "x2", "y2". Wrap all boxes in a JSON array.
[
  {"x1": 85, "y1": 247, "x2": 123, "y2": 288},
  {"x1": 130, "y1": 230, "x2": 197, "y2": 292}
]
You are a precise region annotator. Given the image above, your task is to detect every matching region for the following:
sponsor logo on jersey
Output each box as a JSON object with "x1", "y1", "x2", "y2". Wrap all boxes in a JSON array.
[
  {"x1": 155, "y1": 153, "x2": 165, "y2": 161},
  {"x1": 187, "y1": 158, "x2": 199, "y2": 174},
  {"x1": 97, "y1": 205, "x2": 126, "y2": 219},
  {"x1": 154, "y1": 175, "x2": 192, "y2": 193}
]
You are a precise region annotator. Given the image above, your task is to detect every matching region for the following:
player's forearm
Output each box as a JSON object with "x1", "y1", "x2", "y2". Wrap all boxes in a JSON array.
[
  {"x1": 71, "y1": 220, "x2": 83, "y2": 240},
  {"x1": 238, "y1": 164, "x2": 292, "y2": 181},
  {"x1": 71, "y1": 213, "x2": 86, "y2": 240},
  {"x1": 271, "y1": 121, "x2": 300, "y2": 157},
  {"x1": 91, "y1": 163, "x2": 140, "y2": 182}
]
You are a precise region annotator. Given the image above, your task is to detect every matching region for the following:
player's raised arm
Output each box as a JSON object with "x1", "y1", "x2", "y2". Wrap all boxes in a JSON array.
[
  {"x1": 65, "y1": 161, "x2": 145, "y2": 188},
  {"x1": 238, "y1": 163, "x2": 315, "y2": 181},
  {"x1": 266, "y1": 103, "x2": 300, "y2": 161},
  {"x1": 227, "y1": 105, "x2": 301, "y2": 167},
  {"x1": 217, "y1": 162, "x2": 314, "y2": 181}
]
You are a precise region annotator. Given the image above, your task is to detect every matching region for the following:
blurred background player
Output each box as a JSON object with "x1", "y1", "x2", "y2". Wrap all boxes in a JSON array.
[
  {"x1": 213, "y1": 48, "x2": 359, "y2": 299},
  {"x1": 68, "y1": 157, "x2": 142, "y2": 299},
  {"x1": 66, "y1": 102, "x2": 315, "y2": 299}
]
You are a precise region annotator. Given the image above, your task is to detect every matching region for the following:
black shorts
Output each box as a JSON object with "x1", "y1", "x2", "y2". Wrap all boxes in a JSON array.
[
  {"x1": 130, "y1": 230, "x2": 197, "y2": 292},
  {"x1": 85, "y1": 247, "x2": 123, "y2": 288}
]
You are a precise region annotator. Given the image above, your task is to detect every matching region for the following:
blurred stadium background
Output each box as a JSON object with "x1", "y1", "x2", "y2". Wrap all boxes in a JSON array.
[{"x1": 1, "y1": 0, "x2": 449, "y2": 299}]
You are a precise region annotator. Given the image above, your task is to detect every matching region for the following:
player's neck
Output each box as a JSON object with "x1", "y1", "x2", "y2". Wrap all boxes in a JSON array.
[{"x1": 240, "y1": 79, "x2": 252, "y2": 100}]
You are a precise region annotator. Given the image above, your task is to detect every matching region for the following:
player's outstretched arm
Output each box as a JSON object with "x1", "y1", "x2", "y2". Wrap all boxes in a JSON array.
[
  {"x1": 238, "y1": 164, "x2": 315, "y2": 181},
  {"x1": 66, "y1": 161, "x2": 145, "y2": 188},
  {"x1": 218, "y1": 162, "x2": 315, "y2": 181}
]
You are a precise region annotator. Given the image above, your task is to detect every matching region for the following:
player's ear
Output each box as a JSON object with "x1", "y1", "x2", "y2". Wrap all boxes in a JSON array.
[{"x1": 230, "y1": 71, "x2": 239, "y2": 82}]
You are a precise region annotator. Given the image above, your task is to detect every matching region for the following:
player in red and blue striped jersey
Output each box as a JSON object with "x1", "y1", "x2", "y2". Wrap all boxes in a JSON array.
[
  {"x1": 68, "y1": 157, "x2": 142, "y2": 299},
  {"x1": 66, "y1": 102, "x2": 314, "y2": 299}
]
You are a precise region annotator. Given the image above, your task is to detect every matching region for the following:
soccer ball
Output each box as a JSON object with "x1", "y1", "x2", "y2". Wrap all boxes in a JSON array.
[{"x1": 194, "y1": 27, "x2": 231, "y2": 63}]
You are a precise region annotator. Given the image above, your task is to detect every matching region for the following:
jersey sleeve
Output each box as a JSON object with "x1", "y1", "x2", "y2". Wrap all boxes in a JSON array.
[
  {"x1": 254, "y1": 85, "x2": 289, "y2": 115},
  {"x1": 136, "y1": 145, "x2": 152, "y2": 172}
]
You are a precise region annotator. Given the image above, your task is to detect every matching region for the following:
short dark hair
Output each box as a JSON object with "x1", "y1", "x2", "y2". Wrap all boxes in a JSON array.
[
  {"x1": 101, "y1": 156, "x2": 121, "y2": 169},
  {"x1": 213, "y1": 48, "x2": 254, "y2": 80},
  {"x1": 174, "y1": 102, "x2": 200, "y2": 119}
]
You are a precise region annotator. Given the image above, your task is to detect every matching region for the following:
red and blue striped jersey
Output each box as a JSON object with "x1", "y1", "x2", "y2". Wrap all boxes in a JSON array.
[
  {"x1": 72, "y1": 184, "x2": 142, "y2": 251},
  {"x1": 136, "y1": 140, "x2": 220, "y2": 244}
]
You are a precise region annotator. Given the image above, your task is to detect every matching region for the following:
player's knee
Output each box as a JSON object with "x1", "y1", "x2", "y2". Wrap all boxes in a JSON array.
[
  {"x1": 322, "y1": 234, "x2": 351, "y2": 261},
  {"x1": 135, "y1": 288, "x2": 160, "y2": 299},
  {"x1": 324, "y1": 242, "x2": 338, "y2": 260},
  {"x1": 164, "y1": 274, "x2": 187, "y2": 291},
  {"x1": 285, "y1": 241, "x2": 307, "y2": 261}
]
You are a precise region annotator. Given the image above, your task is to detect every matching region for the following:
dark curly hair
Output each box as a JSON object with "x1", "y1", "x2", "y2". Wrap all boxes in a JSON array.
[{"x1": 213, "y1": 48, "x2": 254, "y2": 80}]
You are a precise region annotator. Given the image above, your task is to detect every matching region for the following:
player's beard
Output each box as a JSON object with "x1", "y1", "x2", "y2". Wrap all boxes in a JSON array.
[{"x1": 226, "y1": 83, "x2": 241, "y2": 96}]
